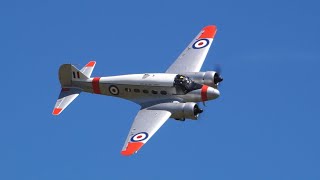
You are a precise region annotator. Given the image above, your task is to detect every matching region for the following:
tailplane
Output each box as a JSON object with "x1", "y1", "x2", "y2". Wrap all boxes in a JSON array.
[
  {"x1": 52, "y1": 88, "x2": 81, "y2": 115},
  {"x1": 80, "y1": 61, "x2": 96, "y2": 77},
  {"x1": 53, "y1": 61, "x2": 96, "y2": 115}
]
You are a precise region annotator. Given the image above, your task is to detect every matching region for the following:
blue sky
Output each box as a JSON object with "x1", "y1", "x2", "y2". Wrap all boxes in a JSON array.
[{"x1": 1, "y1": 0, "x2": 320, "y2": 179}]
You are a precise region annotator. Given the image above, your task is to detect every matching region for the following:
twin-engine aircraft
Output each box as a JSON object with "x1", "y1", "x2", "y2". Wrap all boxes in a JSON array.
[{"x1": 52, "y1": 25, "x2": 223, "y2": 156}]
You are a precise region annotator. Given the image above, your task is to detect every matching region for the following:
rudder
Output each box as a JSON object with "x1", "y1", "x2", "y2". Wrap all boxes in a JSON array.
[{"x1": 58, "y1": 64, "x2": 89, "y2": 87}]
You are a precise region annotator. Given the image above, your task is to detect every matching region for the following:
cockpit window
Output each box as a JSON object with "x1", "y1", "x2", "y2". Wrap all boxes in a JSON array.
[{"x1": 173, "y1": 75, "x2": 202, "y2": 94}]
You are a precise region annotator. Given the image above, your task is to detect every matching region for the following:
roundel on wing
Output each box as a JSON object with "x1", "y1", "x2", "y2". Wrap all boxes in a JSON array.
[
  {"x1": 192, "y1": 39, "x2": 209, "y2": 49},
  {"x1": 109, "y1": 85, "x2": 119, "y2": 95},
  {"x1": 131, "y1": 132, "x2": 149, "y2": 142}
]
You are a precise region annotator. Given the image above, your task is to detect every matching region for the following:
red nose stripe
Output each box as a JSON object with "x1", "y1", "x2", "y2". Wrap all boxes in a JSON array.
[
  {"x1": 92, "y1": 77, "x2": 101, "y2": 94},
  {"x1": 201, "y1": 85, "x2": 209, "y2": 101},
  {"x1": 121, "y1": 142, "x2": 144, "y2": 156},
  {"x1": 198, "y1": 25, "x2": 217, "y2": 39}
]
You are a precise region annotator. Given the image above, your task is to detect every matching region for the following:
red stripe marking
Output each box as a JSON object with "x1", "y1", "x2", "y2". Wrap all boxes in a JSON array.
[
  {"x1": 92, "y1": 77, "x2": 101, "y2": 94},
  {"x1": 198, "y1": 25, "x2": 217, "y2": 39},
  {"x1": 52, "y1": 108, "x2": 62, "y2": 115},
  {"x1": 201, "y1": 85, "x2": 209, "y2": 101},
  {"x1": 85, "y1": 61, "x2": 96, "y2": 67},
  {"x1": 121, "y1": 142, "x2": 144, "y2": 156}
]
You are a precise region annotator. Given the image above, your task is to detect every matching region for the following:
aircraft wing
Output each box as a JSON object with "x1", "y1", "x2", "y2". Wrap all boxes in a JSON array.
[
  {"x1": 166, "y1": 25, "x2": 217, "y2": 74},
  {"x1": 121, "y1": 109, "x2": 171, "y2": 156}
]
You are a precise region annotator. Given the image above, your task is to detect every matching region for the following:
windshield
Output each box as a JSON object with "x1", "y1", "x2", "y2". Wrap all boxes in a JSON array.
[{"x1": 173, "y1": 75, "x2": 203, "y2": 94}]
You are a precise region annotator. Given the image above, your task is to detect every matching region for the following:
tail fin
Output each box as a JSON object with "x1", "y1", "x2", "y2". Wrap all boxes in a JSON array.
[
  {"x1": 59, "y1": 62, "x2": 95, "y2": 87},
  {"x1": 53, "y1": 61, "x2": 96, "y2": 115}
]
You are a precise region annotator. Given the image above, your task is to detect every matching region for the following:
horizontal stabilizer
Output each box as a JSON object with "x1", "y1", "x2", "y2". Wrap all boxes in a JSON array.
[{"x1": 52, "y1": 88, "x2": 82, "y2": 115}]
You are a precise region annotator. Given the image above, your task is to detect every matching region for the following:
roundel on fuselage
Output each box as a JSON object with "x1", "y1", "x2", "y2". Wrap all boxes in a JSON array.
[{"x1": 109, "y1": 85, "x2": 119, "y2": 95}]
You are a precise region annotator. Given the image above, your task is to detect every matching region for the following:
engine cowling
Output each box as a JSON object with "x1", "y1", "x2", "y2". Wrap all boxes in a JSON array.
[
  {"x1": 182, "y1": 71, "x2": 222, "y2": 87},
  {"x1": 148, "y1": 102, "x2": 203, "y2": 120}
]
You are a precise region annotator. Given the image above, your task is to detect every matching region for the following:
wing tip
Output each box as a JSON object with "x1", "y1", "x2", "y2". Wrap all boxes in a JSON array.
[
  {"x1": 198, "y1": 25, "x2": 217, "y2": 39},
  {"x1": 52, "y1": 108, "x2": 62, "y2": 115},
  {"x1": 121, "y1": 142, "x2": 144, "y2": 156},
  {"x1": 121, "y1": 151, "x2": 134, "y2": 156}
]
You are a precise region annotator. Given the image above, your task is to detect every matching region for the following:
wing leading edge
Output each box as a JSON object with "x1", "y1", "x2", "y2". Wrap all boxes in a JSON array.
[
  {"x1": 121, "y1": 109, "x2": 171, "y2": 156},
  {"x1": 166, "y1": 25, "x2": 217, "y2": 74}
]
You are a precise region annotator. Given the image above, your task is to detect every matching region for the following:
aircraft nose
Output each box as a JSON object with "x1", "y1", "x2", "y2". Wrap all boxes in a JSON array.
[
  {"x1": 208, "y1": 87, "x2": 220, "y2": 99},
  {"x1": 201, "y1": 86, "x2": 220, "y2": 101}
]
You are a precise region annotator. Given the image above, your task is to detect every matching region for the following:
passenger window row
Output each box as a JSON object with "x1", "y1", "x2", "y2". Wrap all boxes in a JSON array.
[{"x1": 124, "y1": 88, "x2": 167, "y2": 95}]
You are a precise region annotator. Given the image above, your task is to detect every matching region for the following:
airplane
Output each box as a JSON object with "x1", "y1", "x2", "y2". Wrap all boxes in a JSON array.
[{"x1": 52, "y1": 25, "x2": 223, "y2": 156}]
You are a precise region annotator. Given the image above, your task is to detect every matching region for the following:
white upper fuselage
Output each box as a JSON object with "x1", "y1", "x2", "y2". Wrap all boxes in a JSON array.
[{"x1": 72, "y1": 73, "x2": 219, "y2": 107}]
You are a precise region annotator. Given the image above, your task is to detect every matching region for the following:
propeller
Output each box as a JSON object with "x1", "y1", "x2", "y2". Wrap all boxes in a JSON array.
[
  {"x1": 197, "y1": 103, "x2": 210, "y2": 120},
  {"x1": 214, "y1": 73, "x2": 223, "y2": 84},
  {"x1": 194, "y1": 104, "x2": 204, "y2": 117},
  {"x1": 214, "y1": 64, "x2": 222, "y2": 74},
  {"x1": 213, "y1": 64, "x2": 223, "y2": 85}
]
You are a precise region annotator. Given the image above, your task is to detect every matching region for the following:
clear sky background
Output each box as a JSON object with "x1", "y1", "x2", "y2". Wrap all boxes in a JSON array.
[{"x1": 1, "y1": 0, "x2": 320, "y2": 179}]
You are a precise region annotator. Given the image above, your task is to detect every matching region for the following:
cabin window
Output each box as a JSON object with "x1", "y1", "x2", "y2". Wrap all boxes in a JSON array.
[
  {"x1": 143, "y1": 90, "x2": 149, "y2": 93},
  {"x1": 160, "y1": 91, "x2": 167, "y2": 95},
  {"x1": 151, "y1": 90, "x2": 158, "y2": 94},
  {"x1": 134, "y1": 89, "x2": 140, "y2": 93},
  {"x1": 125, "y1": 88, "x2": 131, "y2": 92},
  {"x1": 72, "y1": 72, "x2": 76, "y2": 78}
]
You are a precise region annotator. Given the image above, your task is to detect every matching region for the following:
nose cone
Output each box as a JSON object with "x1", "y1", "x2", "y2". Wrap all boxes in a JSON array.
[
  {"x1": 207, "y1": 87, "x2": 220, "y2": 100},
  {"x1": 201, "y1": 85, "x2": 220, "y2": 101}
]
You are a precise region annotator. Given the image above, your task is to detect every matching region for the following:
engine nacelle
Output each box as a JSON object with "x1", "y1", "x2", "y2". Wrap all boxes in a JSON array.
[
  {"x1": 148, "y1": 102, "x2": 203, "y2": 120},
  {"x1": 182, "y1": 71, "x2": 221, "y2": 87}
]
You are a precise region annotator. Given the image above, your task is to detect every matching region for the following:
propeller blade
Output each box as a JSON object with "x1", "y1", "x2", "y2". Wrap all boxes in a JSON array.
[{"x1": 214, "y1": 64, "x2": 222, "y2": 74}]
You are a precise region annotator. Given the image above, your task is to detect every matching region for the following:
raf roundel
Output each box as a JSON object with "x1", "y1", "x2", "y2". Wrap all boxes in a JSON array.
[
  {"x1": 192, "y1": 39, "x2": 210, "y2": 49},
  {"x1": 131, "y1": 132, "x2": 149, "y2": 142},
  {"x1": 109, "y1": 85, "x2": 119, "y2": 95}
]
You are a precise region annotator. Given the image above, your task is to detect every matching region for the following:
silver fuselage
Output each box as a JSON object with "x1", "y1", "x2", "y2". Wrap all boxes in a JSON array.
[{"x1": 72, "y1": 73, "x2": 219, "y2": 107}]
